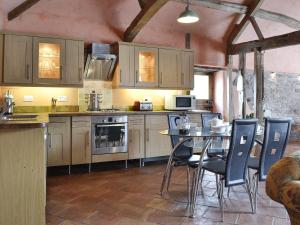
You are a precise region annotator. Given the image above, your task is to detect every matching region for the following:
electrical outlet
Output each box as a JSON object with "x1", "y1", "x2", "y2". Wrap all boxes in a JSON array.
[
  {"x1": 24, "y1": 96, "x2": 33, "y2": 102},
  {"x1": 58, "y1": 96, "x2": 68, "y2": 102}
]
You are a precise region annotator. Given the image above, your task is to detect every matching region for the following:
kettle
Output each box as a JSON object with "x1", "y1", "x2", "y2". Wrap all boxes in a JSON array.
[{"x1": 3, "y1": 90, "x2": 14, "y2": 114}]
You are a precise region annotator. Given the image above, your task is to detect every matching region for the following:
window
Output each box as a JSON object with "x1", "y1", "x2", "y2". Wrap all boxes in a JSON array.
[{"x1": 190, "y1": 75, "x2": 210, "y2": 99}]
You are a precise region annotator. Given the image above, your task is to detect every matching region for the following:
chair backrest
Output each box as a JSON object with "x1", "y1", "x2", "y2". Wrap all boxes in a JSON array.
[
  {"x1": 258, "y1": 117, "x2": 291, "y2": 181},
  {"x1": 167, "y1": 114, "x2": 193, "y2": 158},
  {"x1": 225, "y1": 119, "x2": 258, "y2": 187},
  {"x1": 201, "y1": 113, "x2": 222, "y2": 129}
]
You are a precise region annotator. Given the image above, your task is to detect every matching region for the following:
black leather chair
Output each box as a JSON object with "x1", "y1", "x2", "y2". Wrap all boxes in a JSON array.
[
  {"x1": 248, "y1": 117, "x2": 291, "y2": 212},
  {"x1": 189, "y1": 119, "x2": 258, "y2": 221},
  {"x1": 160, "y1": 114, "x2": 200, "y2": 195},
  {"x1": 201, "y1": 112, "x2": 226, "y2": 158}
]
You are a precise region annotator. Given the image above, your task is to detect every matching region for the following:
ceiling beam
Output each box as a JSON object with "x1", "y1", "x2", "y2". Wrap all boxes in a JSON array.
[
  {"x1": 124, "y1": 0, "x2": 169, "y2": 42},
  {"x1": 227, "y1": 0, "x2": 265, "y2": 44},
  {"x1": 8, "y1": 0, "x2": 40, "y2": 21},
  {"x1": 174, "y1": 0, "x2": 300, "y2": 30},
  {"x1": 228, "y1": 30, "x2": 300, "y2": 55},
  {"x1": 250, "y1": 17, "x2": 264, "y2": 40},
  {"x1": 138, "y1": 0, "x2": 149, "y2": 9}
]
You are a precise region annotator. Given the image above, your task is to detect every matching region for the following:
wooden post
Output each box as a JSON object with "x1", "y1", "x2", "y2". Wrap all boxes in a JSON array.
[
  {"x1": 254, "y1": 49, "x2": 264, "y2": 123},
  {"x1": 239, "y1": 53, "x2": 247, "y2": 118},
  {"x1": 227, "y1": 55, "x2": 234, "y2": 122},
  {"x1": 185, "y1": 33, "x2": 191, "y2": 49}
]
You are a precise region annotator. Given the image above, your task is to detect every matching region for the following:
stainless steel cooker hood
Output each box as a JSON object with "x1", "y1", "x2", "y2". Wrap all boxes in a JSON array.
[{"x1": 84, "y1": 43, "x2": 117, "y2": 81}]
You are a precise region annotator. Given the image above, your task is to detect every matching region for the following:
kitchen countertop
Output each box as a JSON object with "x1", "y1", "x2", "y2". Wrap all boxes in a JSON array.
[
  {"x1": 48, "y1": 109, "x2": 210, "y2": 117},
  {"x1": 0, "y1": 110, "x2": 210, "y2": 128},
  {"x1": 0, "y1": 113, "x2": 49, "y2": 129}
]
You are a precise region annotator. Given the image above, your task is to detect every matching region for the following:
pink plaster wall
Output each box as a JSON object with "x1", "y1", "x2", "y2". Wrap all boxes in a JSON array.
[{"x1": 1, "y1": 0, "x2": 300, "y2": 73}]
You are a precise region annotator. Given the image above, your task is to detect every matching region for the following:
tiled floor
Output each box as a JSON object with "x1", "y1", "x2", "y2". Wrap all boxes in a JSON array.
[{"x1": 46, "y1": 142, "x2": 300, "y2": 225}]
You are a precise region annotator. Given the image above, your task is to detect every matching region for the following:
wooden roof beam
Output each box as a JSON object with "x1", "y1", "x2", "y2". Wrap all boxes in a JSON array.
[
  {"x1": 8, "y1": 0, "x2": 40, "y2": 21},
  {"x1": 250, "y1": 17, "x2": 264, "y2": 40},
  {"x1": 228, "y1": 30, "x2": 300, "y2": 55},
  {"x1": 124, "y1": 0, "x2": 169, "y2": 42},
  {"x1": 174, "y1": 0, "x2": 300, "y2": 30},
  {"x1": 138, "y1": 0, "x2": 150, "y2": 9},
  {"x1": 227, "y1": 0, "x2": 264, "y2": 44}
]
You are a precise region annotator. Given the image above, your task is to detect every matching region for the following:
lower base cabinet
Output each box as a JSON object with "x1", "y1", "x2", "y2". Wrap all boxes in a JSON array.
[
  {"x1": 47, "y1": 117, "x2": 71, "y2": 167},
  {"x1": 145, "y1": 114, "x2": 171, "y2": 158},
  {"x1": 71, "y1": 116, "x2": 91, "y2": 165},
  {"x1": 128, "y1": 115, "x2": 145, "y2": 159}
]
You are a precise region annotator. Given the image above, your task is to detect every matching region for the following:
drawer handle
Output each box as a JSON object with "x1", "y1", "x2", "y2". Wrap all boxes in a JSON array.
[
  {"x1": 120, "y1": 69, "x2": 122, "y2": 83},
  {"x1": 48, "y1": 133, "x2": 52, "y2": 149},
  {"x1": 79, "y1": 68, "x2": 82, "y2": 81},
  {"x1": 146, "y1": 128, "x2": 149, "y2": 142}
]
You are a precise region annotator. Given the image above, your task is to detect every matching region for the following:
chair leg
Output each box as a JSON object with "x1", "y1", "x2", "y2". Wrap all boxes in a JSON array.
[
  {"x1": 252, "y1": 173, "x2": 259, "y2": 213},
  {"x1": 245, "y1": 176, "x2": 254, "y2": 214},
  {"x1": 187, "y1": 166, "x2": 191, "y2": 208},
  {"x1": 189, "y1": 168, "x2": 196, "y2": 217},
  {"x1": 216, "y1": 176, "x2": 224, "y2": 222},
  {"x1": 160, "y1": 158, "x2": 174, "y2": 196},
  {"x1": 166, "y1": 164, "x2": 174, "y2": 191},
  {"x1": 227, "y1": 187, "x2": 230, "y2": 198}
]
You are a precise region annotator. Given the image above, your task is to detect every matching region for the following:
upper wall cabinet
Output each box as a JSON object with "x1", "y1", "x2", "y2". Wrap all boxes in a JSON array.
[
  {"x1": 134, "y1": 46, "x2": 159, "y2": 88},
  {"x1": 113, "y1": 42, "x2": 194, "y2": 90},
  {"x1": 1, "y1": 32, "x2": 84, "y2": 87},
  {"x1": 3, "y1": 34, "x2": 33, "y2": 84},
  {"x1": 33, "y1": 37, "x2": 66, "y2": 85},
  {"x1": 159, "y1": 48, "x2": 180, "y2": 88}
]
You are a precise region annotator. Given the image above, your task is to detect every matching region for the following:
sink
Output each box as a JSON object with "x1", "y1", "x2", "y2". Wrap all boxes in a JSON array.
[{"x1": 1, "y1": 114, "x2": 38, "y2": 121}]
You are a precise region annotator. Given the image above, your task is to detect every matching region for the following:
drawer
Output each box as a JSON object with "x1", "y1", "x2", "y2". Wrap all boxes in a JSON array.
[
  {"x1": 49, "y1": 116, "x2": 70, "y2": 124},
  {"x1": 72, "y1": 116, "x2": 91, "y2": 128}
]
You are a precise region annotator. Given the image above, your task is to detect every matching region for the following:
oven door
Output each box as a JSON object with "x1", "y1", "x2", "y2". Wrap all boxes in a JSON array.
[{"x1": 92, "y1": 122, "x2": 128, "y2": 154}]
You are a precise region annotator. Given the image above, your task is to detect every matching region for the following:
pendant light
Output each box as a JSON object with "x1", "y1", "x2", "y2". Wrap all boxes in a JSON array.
[{"x1": 177, "y1": 0, "x2": 199, "y2": 24}]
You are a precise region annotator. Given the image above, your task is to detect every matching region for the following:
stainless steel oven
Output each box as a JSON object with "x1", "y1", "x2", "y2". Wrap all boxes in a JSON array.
[{"x1": 91, "y1": 115, "x2": 128, "y2": 155}]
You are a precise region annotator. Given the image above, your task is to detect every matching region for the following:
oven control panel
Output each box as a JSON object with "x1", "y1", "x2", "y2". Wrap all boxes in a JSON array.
[{"x1": 92, "y1": 115, "x2": 128, "y2": 124}]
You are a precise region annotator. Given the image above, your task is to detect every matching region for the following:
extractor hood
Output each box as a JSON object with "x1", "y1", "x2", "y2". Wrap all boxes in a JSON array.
[{"x1": 84, "y1": 43, "x2": 117, "y2": 81}]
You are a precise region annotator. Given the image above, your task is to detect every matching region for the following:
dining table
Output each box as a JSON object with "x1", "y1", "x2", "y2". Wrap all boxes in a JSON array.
[{"x1": 159, "y1": 126, "x2": 264, "y2": 217}]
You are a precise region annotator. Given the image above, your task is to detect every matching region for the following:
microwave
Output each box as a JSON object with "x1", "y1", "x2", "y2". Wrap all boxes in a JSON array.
[{"x1": 165, "y1": 95, "x2": 196, "y2": 110}]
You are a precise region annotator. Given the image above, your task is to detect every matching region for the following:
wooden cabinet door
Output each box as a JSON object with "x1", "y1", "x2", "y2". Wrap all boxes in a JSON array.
[
  {"x1": 145, "y1": 115, "x2": 171, "y2": 158},
  {"x1": 128, "y1": 115, "x2": 145, "y2": 159},
  {"x1": 119, "y1": 44, "x2": 135, "y2": 87},
  {"x1": 134, "y1": 46, "x2": 159, "y2": 87},
  {"x1": 181, "y1": 51, "x2": 194, "y2": 89},
  {"x1": 72, "y1": 117, "x2": 91, "y2": 165},
  {"x1": 65, "y1": 40, "x2": 84, "y2": 86},
  {"x1": 47, "y1": 117, "x2": 71, "y2": 167},
  {"x1": 33, "y1": 37, "x2": 66, "y2": 85},
  {"x1": 3, "y1": 34, "x2": 33, "y2": 84},
  {"x1": 0, "y1": 34, "x2": 3, "y2": 84},
  {"x1": 159, "y1": 49, "x2": 180, "y2": 88}
]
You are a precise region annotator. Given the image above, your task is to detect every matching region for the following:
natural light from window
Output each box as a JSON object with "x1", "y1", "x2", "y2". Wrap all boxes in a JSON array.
[{"x1": 190, "y1": 75, "x2": 209, "y2": 100}]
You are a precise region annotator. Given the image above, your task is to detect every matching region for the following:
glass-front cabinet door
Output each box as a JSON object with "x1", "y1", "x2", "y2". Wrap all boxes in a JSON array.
[
  {"x1": 33, "y1": 37, "x2": 65, "y2": 84},
  {"x1": 134, "y1": 46, "x2": 158, "y2": 87}
]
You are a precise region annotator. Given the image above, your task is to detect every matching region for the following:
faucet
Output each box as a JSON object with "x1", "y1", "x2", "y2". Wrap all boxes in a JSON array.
[{"x1": 0, "y1": 102, "x2": 15, "y2": 118}]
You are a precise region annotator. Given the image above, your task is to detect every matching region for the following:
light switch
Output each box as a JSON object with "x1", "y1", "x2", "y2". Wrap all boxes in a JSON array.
[
  {"x1": 24, "y1": 96, "x2": 33, "y2": 102},
  {"x1": 58, "y1": 96, "x2": 68, "y2": 102}
]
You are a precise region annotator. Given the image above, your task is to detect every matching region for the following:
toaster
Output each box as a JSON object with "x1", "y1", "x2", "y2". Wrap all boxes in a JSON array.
[{"x1": 139, "y1": 101, "x2": 153, "y2": 111}]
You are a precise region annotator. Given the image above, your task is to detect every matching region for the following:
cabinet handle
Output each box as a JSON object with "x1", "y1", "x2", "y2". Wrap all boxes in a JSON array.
[
  {"x1": 48, "y1": 133, "x2": 52, "y2": 149},
  {"x1": 160, "y1": 72, "x2": 163, "y2": 84},
  {"x1": 136, "y1": 70, "x2": 139, "y2": 83},
  {"x1": 120, "y1": 70, "x2": 122, "y2": 84},
  {"x1": 60, "y1": 66, "x2": 63, "y2": 80},
  {"x1": 181, "y1": 72, "x2": 184, "y2": 85},
  {"x1": 79, "y1": 68, "x2": 82, "y2": 81},
  {"x1": 129, "y1": 130, "x2": 132, "y2": 143},
  {"x1": 86, "y1": 131, "x2": 90, "y2": 147},
  {"x1": 26, "y1": 64, "x2": 30, "y2": 80},
  {"x1": 146, "y1": 128, "x2": 149, "y2": 142}
]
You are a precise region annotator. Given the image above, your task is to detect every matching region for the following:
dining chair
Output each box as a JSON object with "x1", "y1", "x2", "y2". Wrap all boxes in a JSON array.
[
  {"x1": 188, "y1": 119, "x2": 258, "y2": 221},
  {"x1": 201, "y1": 112, "x2": 226, "y2": 158},
  {"x1": 160, "y1": 114, "x2": 200, "y2": 196},
  {"x1": 248, "y1": 117, "x2": 291, "y2": 213}
]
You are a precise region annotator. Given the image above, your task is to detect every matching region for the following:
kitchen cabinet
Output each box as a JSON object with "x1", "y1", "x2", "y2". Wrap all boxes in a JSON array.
[
  {"x1": 47, "y1": 117, "x2": 71, "y2": 167},
  {"x1": 116, "y1": 43, "x2": 135, "y2": 87},
  {"x1": 135, "y1": 46, "x2": 159, "y2": 88},
  {"x1": 159, "y1": 48, "x2": 180, "y2": 88},
  {"x1": 0, "y1": 34, "x2": 3, "y2": 84},
  {"x1": 3, "y1": 34, "x2": 33, "y2": 84},
  {"x1": 33, "y1": 37, "x2": 66, "y2": 84},
  {"x1": 181, "y1": 51, "x2": 194, "y2": 89},
  {"x1": 71, "y1": 116, "x2": 91, "y2": 165},
  {"x1": 145, "y1": 115, "x2": 171, "y2": 158},
  {"x1": 128, "y1": 115, "x2": 145, "y2": 160},
  {"x1": 65, "y1": 40, "x2": 84, "y2": 86}
]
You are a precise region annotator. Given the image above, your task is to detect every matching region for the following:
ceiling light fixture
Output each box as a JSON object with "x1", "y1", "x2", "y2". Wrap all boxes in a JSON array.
[{"x1": 177, "y1": 0, "x2": 199, "y2": 24}]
